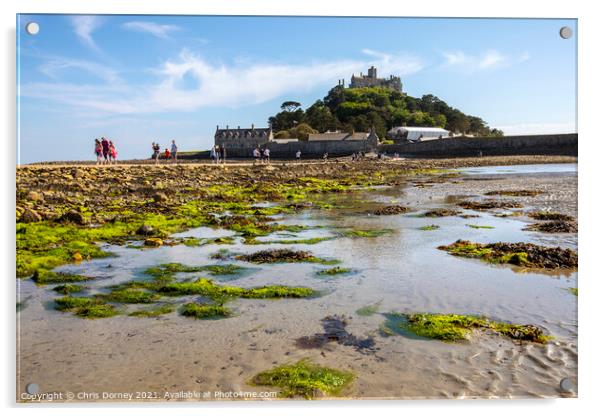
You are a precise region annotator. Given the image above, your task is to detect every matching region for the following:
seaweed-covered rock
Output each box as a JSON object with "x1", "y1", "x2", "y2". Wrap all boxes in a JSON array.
[
  {"x1": 19, "y1": 208, "x2": 42, "y2": 223},
  {"x1": 136, "y1": 224, "x2": 155, "y2": 236},
  {"x1": 423, "y1": 208, "x2": 460, "y2": 217},
  {"x1": 371, "y1": 205, "x2": 410, "y2": 215},
  {"x1": 57, "y1": 210, "x2": 87, "y2": 225},
  {"x1": 457, "y1": 200, "x2": 523, "y2": 211},
  {"x1": 524, "y1": 220, "x2": 578, "y2": 233},
  {"x1": 439, "y1": 239, "x2": 577, "y2": 269}
]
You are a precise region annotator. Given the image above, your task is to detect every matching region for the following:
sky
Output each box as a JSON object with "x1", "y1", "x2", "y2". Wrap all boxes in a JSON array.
[{"x1": 17, "y1": 15, "x2": 577, "y2": 163}]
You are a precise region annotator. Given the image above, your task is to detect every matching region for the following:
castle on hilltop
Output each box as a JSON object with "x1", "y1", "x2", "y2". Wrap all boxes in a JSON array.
[{"x1": 344, "y1": 66, "x2": 402, "y2": 92}]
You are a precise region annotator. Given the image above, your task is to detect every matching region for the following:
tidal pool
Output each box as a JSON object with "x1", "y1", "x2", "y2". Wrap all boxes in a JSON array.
[{"x1": 17, "y1": 164, "x2": 578, "y2": 401}]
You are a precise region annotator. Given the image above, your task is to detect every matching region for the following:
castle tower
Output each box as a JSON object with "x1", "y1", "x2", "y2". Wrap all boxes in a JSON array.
[{"x1": 368, "y1": 66, "x2": 377, "y2": 79}]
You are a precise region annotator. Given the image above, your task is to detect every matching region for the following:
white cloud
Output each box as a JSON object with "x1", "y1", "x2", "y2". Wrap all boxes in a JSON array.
[
  {"x1": 20, "y1": 49, "x2": 424, "y2": 115},
  {"x1": 494, "y1": 122, "x2": 576, "y2": 135},
  {"x1": 441, "y1": 49, "x2": 529, "y2": 72},
  {"x1": 122, "y1": 21, "x2": 181, "y2": 39},
  {"x1": 70, "y1": 16, "x2": 104, "y2": 51},
  {"x1": 38, "y1": 56, "x2": 121, "y2": 83}
]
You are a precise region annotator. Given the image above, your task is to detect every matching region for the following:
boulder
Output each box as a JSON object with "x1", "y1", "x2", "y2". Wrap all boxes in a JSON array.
[
  {"x1": 136, "y1": 224, "x2": 155, "y2": 236},
  {"x1": 58, "y1": 210, "x2": 87, "y2": 225},
  {"x1": 20, "y1": 208, "x2": 42, "y2": 223},
  {"x1": 27, "y1": 191, "x2": 44, "y2": 202},
  {"x1": 152, "y1": 192, "x2": 168, "y2": 203},
  {"x1": 144, "y1": 238, "x2": 163, "y2": 247}
]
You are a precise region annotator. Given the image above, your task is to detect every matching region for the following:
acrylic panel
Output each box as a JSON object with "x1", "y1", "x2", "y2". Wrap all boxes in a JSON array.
[{"x1": 16, "y1": 14, "x2": 577, "y2": 402}]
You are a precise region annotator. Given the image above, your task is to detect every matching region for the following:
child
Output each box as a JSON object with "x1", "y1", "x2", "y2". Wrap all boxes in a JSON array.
[
  {"x1": 109, "y1": 141, "x2": 117, "y2": 164},
  {"x1": 164, "y1": 148, "x2": 171, "y2": 161},
  {"x1": 94, "y1": 139, "x2": 103, "y2": 164}
]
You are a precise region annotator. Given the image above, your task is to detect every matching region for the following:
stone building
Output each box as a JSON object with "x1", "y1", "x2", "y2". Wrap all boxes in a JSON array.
[
  {"x1": 213, "y1": 124, "x2": 379, "y2": 158},
  {"x1": 214, "y1": 124, "x2": 273, "y2": 150},
  {"x1": 350, "y1": 66, "x2": 402, "y2": 92}
]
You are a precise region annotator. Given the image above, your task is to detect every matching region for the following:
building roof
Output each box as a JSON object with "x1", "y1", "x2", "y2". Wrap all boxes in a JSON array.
[
  {"x1": 215, "y1": 126, "x2": 271, "y2": 139},
  {"x1": 388, "y1": 126, "x2": 450, "y2": 142},
  {"x1": 389, "y1": 126, "x2": 450, "y2": 134},
  {"x1": 307, "y1": 132, "x2": 370, "y2": 141}
]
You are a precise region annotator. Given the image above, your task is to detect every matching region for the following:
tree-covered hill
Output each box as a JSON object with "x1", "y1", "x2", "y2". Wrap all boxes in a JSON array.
[{"x1": 268, "y1": 86, "x2": 503, "y2": 140}]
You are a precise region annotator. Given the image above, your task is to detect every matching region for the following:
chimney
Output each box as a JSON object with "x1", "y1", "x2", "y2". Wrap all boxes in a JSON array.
[
  {"x1": 216, "y1": 125, "x2": 219, "y2": 130},
  {"x1": 226, "y1": 125, "x2": 229, "y2": 130},
  {"x1": 237, "y1": 125, "x2": 240, "y2": 129},
  {"x1": 251, "y1": 123, "x2": 255, "y2": 130}
]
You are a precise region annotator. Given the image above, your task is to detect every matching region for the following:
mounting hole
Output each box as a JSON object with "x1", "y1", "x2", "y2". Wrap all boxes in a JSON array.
[
  {"x1": 559, "y1": 377, "x2": 574, "y2": 392},
  {"x1": 25, "y1": 383, "x2": 40, "y2": 394},
  {"x1": 559, "y1": 26, "x2": 572, "y2": 39},
  {"x1": 25, "y1": 22, "x2": 40, "y2": 35}
]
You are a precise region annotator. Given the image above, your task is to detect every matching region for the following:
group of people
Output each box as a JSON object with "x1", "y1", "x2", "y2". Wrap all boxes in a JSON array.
[
  {"x1": 94, "y1": 137, "x2": 118, "y2": 164},
  {"x1": 252, "y1": 147, "x2": 271, "y2": 164},
  {"x1": 210, "y1": 145, "x2": 227, "y2": 164},
  {"x1": 151, "y1": 140, "x2": 178, "y2": 164}
]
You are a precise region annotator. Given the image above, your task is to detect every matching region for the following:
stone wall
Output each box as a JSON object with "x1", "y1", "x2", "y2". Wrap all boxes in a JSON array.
[
  {"x1": 220, "y1": 139, "x2": 375, "y2": 158},
  {"x1": 380, "y1": 134, "x2": 577, "y2": 157}
]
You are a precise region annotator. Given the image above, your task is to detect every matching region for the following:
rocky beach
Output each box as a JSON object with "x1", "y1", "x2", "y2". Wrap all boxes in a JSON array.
[{"x1": 16, "y1": 155, "x2": 578, "y2": 401}]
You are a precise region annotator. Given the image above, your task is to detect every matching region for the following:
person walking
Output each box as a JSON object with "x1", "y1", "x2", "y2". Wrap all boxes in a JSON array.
[
  {"x1": 171, "y1": 140, "x2": 178, "y2": 164},
  {"x1": 263, "y1": 147, "x2": 270, "y2": 164},
  {"x1": 295, "y1": 149, "x2": 301, "y2": 162},
  {"x1": 108, "y1": 141, "x2": 117, "y2": 164},
  {"x1": 210, "y1": 146, "x2": 217, "y2": 164},
  {"x1": 220, "y1": 145, "x2": 227, "y2": 164},
  {"x1": 101, "y1": 137, "x2": 110, "y2": 164},
  {"x1": 152, "y1": 142, "x2": 160, "y2": 164},
  {"x1": 253, "y1": 147, "x2": 260, "y2": 165},
  {"x1": 94, "y1": 139, "x2": 103, "y2": 165}
]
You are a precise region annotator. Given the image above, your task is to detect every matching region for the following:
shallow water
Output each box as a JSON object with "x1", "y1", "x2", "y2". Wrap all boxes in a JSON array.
[{"x1": 17, "y1": 164, "x2": 578, "y2": 401}]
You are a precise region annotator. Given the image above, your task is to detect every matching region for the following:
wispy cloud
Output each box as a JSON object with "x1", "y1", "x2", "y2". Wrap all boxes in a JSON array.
[
  {"x1": 20, "y1": 49, "x2": 424, "y2": 115},
  {"x1": 122, "y1": 21, "x2": 181, "y2": 39},
  {"x1": 70, "y1": 15, "x2": 104, "y2": 52},
  {"x1": 38, "y1": 56, "x2": 121, "y2": 83},
  {"x1": 441, "y1": 49, "x2": 529, "y2": 72}
]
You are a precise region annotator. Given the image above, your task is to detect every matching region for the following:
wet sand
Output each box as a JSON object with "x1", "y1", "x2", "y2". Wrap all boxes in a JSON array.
[{"x1": 17, "y1": 162, "x2": 578, "y2": 402}]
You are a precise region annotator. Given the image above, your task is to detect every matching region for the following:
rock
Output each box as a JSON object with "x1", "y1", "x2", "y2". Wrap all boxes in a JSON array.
[
  {"x1": 20, "y1": 208, "x2": 42, "y2": 223},
  {"x1": 144, "y1": 238, "x2": 163, "y2": 247},
  {"x1": 136, "y1": 224, "x2": 155, "y2": 236},
  {"x1": 27, "y1": 191, "x2": 44, "y2": 202},
  {"x1": 152, "y1": 192, "x2": 168, "y2": 203},
  {"x1": 72, "y1": 252, "x2": 83, "y2": 262},
  {"x1": 58, "y1": 210, "x2": 87, "y2": 225}
]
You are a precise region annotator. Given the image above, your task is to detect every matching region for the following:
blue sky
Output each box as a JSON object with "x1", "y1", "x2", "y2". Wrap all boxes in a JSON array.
[{"x1": 17, "y1": 15, "x2": 577, "y2": 163}]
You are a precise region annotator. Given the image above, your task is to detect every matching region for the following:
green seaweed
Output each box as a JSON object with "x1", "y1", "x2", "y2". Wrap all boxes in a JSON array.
[
  {"x1": 466, "y1": 224, "x2": 495, "y2": 229},
  {"x1": 338, "y1": 229, "x2": 393, "y2": 238},
  {"x1": 54, "y1": 296, "x2": 119, "y2": 318},
  {"x1": 104, "y1": 288, "x2": 160, "y2": 304},
  {"x1": 356, "y1": 302, "x2": 381, "y2": 316},
  {"x1": 158, "y1": 278, "x2": 315, "y2": 300},
  {"x1": 316, "y1": 267, "x2": 351, "y2": 277},
  {"x1": 32, "y1": 269, "x2": 91, "y2": 285},
  {"x1": 52, "y1": 284, "x2": 84, "y2": 295},
  {"x1": 180, "y1": 302, "x2": 231, "y2": 319},
  {"x1": 403, "y1": 313, "x2": 551, "y2": 343},
  {"x1": 129, "y1": 304, "x2": 175, "y2": 317},
  {"x1": 419, "y1": 225, "x2": 440, "y2": 231},
  {"x1": 250, "y1": 359, "x2": 354, "y2": 399},
  {"x1": 568, "y1": 287, "x2": 578, "y2": 296}
]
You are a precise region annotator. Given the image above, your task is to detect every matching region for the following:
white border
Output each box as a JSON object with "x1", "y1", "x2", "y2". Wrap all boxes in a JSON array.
[{"x1": 2, "y1": 1, "x2": 601, "y2": 415}]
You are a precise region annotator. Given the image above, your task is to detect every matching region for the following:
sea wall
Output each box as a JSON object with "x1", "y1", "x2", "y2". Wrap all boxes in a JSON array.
[
  {"x1": 179, "y1": 133, "x2": 577, "y2": 160},
  {"x1": 212, "y1": 139, "x2": 375, "y2": 158},
  {"x1": 379, "y1": 133, "x2": 577, "y2": 157}
]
